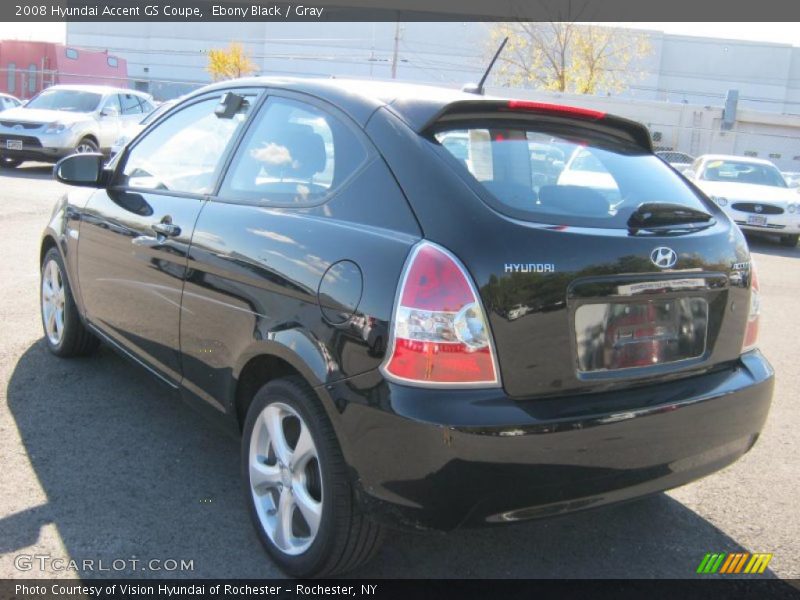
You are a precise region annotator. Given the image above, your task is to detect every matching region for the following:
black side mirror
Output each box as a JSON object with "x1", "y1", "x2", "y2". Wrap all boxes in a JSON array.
[{"x1": 54, "y1": 153, "x2": 104, "y2": 187}]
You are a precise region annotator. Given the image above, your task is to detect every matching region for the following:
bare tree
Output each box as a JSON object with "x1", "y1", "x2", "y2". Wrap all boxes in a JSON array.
[{"x1": 488, "y1": 22, "x2": 651, "y2": 94}]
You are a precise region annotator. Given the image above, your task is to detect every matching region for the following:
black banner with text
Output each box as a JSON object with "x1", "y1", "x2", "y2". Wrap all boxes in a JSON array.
[
  {"x1": 3, "y1": 579, "x2": 800, "y2": 600},
  {"x1": 4, "y1": 0, "x2": 800, "y2": 22}
]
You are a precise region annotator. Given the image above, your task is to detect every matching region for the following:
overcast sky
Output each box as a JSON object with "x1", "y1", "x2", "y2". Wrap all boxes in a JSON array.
[{"x1": 0, "y1": 22, "x2": 798, "y2": 46}]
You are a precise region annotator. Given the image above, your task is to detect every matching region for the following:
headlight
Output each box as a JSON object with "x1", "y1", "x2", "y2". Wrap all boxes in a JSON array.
[
  {"x1": 711, "y1": 195, "x2": 728, "y2": 207},
  {"x1": 44, "y1": 122, "x2": 73, "y2": 134},
  {"x1": 788, "y1": 203, "x2": 797, "y2": 214}
]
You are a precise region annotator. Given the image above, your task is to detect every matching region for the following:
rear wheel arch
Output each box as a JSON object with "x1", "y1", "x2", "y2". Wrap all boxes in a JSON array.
[{"x1": 235, "y1": 353, "x2": 322, "y2": 432}]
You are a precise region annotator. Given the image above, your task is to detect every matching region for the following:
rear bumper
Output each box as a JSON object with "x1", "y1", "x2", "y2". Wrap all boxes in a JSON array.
[{"x1": 324, "y1": 351, "x2": 773, "y2": 531}]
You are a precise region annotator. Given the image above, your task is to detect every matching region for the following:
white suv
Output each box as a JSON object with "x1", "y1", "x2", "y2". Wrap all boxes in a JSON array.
[{"x1": 0, "y1": 84, "x2": 154, "y2": 168}]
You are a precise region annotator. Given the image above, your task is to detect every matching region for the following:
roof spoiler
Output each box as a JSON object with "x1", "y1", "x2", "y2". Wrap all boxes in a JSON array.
[{"x1": 420, "y1": 99, "x2": 653, "y2": 152}]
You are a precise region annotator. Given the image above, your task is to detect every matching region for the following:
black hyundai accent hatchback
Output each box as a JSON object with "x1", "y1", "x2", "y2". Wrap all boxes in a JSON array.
[{"x1": 41, "y1": 78, "x2": 773, "y2": 577}]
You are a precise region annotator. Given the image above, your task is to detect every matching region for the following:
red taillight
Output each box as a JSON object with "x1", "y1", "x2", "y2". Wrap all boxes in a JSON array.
[
  {"x1": 382, "y1": 242, "x2": 500, "y2": 387},
  {"x1": 742, "y1": 262, "x2": 760, "y2": 352},
  {"x1": 506, "y1": 100, "x2": 606, "y2": 120}
]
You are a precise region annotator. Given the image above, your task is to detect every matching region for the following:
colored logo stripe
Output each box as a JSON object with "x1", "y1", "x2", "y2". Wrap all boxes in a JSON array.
[
  {"x1": 697, "y1": 552, "x2": 773, "y2": 574},
  {"x1": 744, "y1": 553, "x2": 773, "y2": 574},
  {"x1": 697, "y1": 553, "x2": 725, "y2": 574},
  {"x1": 720, "y1": 553, "x2": 749, "y2": 573}
]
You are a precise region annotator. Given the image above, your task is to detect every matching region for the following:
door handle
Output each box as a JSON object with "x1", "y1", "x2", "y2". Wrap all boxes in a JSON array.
[{"x1": 151, "y1": 221, "x2": 181, "y2": 238}]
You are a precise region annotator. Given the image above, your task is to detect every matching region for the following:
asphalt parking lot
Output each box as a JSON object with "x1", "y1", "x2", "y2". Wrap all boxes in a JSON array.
[{"x1": 0, "y1": 163, "x2": 798, "y2": 580}]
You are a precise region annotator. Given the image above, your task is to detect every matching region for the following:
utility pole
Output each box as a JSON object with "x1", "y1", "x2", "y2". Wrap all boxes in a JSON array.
[{"x1": 391, "y1": 22, "x2": 401, "y2": 79}]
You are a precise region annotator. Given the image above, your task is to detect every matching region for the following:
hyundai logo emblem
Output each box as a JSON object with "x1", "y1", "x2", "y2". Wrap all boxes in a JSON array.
[
  {"x1": 754, "y1": 205, "x2": 763, "y2": 213},
  {"x1": 12, "y1": 124, "x2": 23, "y2": 131},
  {"x1": 650, "y1": 247, "x2": 678, "y2": 269}
]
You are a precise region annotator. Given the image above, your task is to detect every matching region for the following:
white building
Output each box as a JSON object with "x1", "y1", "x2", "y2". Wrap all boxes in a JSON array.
[
  {"x1": 66, "y1": 22, "x2": 800, "y2": 114},
  {"x1": 65, "y1": 22, "x2": 800, "y2": 168}
]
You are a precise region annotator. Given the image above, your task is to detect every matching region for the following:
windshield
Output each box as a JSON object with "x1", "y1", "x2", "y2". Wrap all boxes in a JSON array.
[
  {"x1": 26, "y1": 89, "x2": 102, "y2": 113},
  {"x1": 700, "y1": 159, "x2": 787, "y2": 188},
  {"x1": 433, "y1": 124, "x2": 710, "y2": 228}
]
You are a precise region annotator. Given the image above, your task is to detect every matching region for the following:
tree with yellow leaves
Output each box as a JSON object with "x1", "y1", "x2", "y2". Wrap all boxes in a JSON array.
[
  {"x1": 206, "y1": 42, "x2": 258, "y2": 81},
  {"x1": 488, "y1": 23, "x2": 651, "y2": 95}
]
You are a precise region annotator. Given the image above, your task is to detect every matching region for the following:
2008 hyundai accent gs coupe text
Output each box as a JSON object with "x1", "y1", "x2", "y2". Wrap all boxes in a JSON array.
[{"x1": 40, "y1": 78, "x2": 774, "y2": 577}]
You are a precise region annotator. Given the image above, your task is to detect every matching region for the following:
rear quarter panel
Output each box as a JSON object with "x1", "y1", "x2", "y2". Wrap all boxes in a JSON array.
[{"x1": 179, "y1": 156, "x2": 421, "y2": 416}]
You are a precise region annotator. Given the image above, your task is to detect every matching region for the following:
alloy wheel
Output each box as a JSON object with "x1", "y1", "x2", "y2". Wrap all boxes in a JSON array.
[
  {"x1": 248, "y1": 402, "x2": 323, "y2": 556},
  {"x1": 41, "y1": 259, "x2": 66, "y2": 346},
  {"x1": 75, "y1": 142, "x2": 96, "y2": 153}
]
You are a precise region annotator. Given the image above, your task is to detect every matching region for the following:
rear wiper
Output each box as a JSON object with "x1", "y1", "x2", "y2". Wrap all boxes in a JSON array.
[{"x1": 627, "y1": 202, "x2": 714, "y2": 234}]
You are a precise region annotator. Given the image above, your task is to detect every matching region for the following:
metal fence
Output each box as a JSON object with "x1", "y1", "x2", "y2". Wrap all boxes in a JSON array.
[{"x1": 2, "y1": 67, "x2": 799, "y2": 174}]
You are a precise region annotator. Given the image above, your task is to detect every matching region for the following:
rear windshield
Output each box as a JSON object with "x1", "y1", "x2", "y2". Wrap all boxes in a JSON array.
[{"x1": 433, "y1": 124, "x2": 710, "y2": 228}]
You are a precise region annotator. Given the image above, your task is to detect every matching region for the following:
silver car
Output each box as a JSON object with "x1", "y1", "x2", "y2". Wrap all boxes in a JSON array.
[
  {"x1": 0, "y1": 84, "x2": 154, "y2": 168},
  {"x1": 0, "y1": 93, "x2": 22, "y2": 112}
]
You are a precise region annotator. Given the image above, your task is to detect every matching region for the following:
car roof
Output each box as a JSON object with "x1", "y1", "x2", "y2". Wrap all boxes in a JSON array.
[
  {"x1": 697, "y1": 154, "x2": 777, "y2": 167},
  {"x1": 42, "y1": 84, "x2": 151, "y2": 97},
  {"x1": 188, "y1": 76, "x2": 653, "y2": 150},
  {"x1": 190, "y1": 76, "x2": 481, "y2": 128}
]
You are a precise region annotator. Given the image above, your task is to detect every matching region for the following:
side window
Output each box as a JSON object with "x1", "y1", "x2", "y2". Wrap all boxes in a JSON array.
[
  {"x1": 220, "y1": 97, "x2": 367, "y2": 205},
  {"x1": 102, "y1": 95, "x2": 121, "y2": 115},
  {"x1": 120, "y1": 93, "x2": 143, "y2": 115},
  {"x1": 118, "y1": 95, "x2": 251, "y2": 194}
]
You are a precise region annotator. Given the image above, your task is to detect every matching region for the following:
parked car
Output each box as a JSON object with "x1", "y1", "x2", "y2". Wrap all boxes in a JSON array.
[
  {"x1": 0, "y1": 84, "x2": 154, "y2": 168},
  {"x1": 0, "y1": 93, "x2": 23, "y2": 166},
  {"x1": 110, "y1": 98, "x2": 179, "y2": 158},
  {"x1": 686, "y1": 154, "x2": 800, "y2": 246},
  {"x1": 42, "y1": 78, "x2": 773, "y2": 577},
  {"x1": 0, "y1": 92, "x2": 22, "y2": 112},
  {"x1": 781, "y1": 171, "x2": 800, "y2": 188},
  {"x1": 656, "y1": 150, "x2": 695, "y2": 172}
]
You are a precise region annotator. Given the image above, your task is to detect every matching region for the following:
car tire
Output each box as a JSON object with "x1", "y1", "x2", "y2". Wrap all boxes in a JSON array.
[
  {"x1": 242, "y1": 376, "x2": 384, "y2": 578},
  {"x1": 41, "y1": 248, "x2": 99, "y2": 357},
  {"x1": 780, "y1": 234, "x2": 799, "y2": 247},
  {"x1": 74, "y1": 137, "x2": 99, "y2": 154},
  {"x1": 1, "y1": 157, "x2": 22, "y2": 168}
]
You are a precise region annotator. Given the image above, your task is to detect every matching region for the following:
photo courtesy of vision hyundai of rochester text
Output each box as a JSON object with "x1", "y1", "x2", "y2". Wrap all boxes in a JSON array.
[{"x1": 38, "y1": 78, "x2": 774, "y2": 577}]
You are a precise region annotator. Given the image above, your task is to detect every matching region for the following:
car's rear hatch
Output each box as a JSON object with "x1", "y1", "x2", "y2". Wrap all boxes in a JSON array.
[{"x1": 375, "y1": 99, "x2": 754, "y2": 398}]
